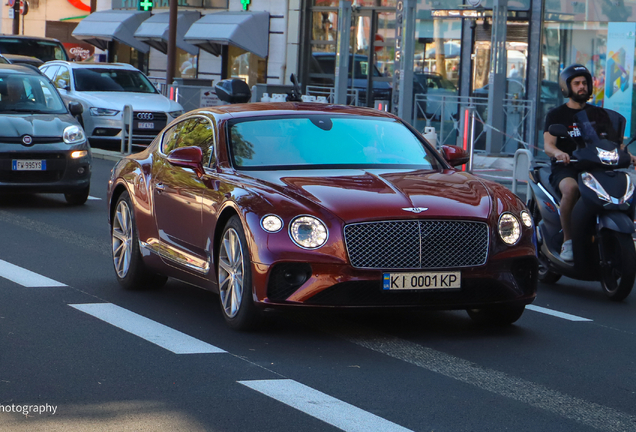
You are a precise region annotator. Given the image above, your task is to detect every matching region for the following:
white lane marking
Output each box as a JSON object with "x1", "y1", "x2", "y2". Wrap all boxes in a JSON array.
[
  {"x1": 239, "y1": 379, "x2": 412, "y2": 432},
  {"x1": 69, "y1": 303, "x2": 226, "y2": 354},
  {"x1": 88, "y1": 195, "x2": 102, "y2": 200},
  {"x1": 526, "y1": 305, "x2": 593, "y2": 322},
  {"x1": 0, "y1": 259, "x2": 66, "y2": 287},
  {"x1": 332, "y1": 325, "x2": 635, "y2": 432}
]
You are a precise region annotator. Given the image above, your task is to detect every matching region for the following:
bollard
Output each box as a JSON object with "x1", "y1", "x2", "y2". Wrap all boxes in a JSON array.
[{"x1": 121, "y1": 105, "x2": 133, "y2": 155}]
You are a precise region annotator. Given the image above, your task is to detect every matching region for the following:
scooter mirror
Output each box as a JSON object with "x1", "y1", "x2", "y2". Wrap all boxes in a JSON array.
[{"x1": 548, "y1": 124, "x2": 569, "y2": 138}]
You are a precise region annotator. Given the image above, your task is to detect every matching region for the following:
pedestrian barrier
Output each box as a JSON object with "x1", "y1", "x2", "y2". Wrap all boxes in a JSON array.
[
  {"x1": 120, "y1": 105, "x2": 133, "y2": 155},
  {"x1": 512, "y1": 148, "x2": 533, "y2": 202}
]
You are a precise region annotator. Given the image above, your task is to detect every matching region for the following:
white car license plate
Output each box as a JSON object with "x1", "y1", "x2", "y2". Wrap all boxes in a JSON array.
[
  {"x1": 383, "y1": 271, "x2": 461, "y2": 290},
  {"x1": 12, "y1": 160, "x2": 46, "y2": 171},
  {"x1": 138, "y1": 122, "x2": 155, "y2": 129}
]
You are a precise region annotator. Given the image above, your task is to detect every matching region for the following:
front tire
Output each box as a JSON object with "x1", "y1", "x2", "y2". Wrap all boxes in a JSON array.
[
  {"x1": 467, "y1": 305, "x2": 526, "y2": 325},
  {"x1": 599, "y1": 230, "x2": 636, "y2": 301},
  {"x1": 217, "y1": 216, "x2": 260, "y2": 330},
  {"x1": 65, "y1": 185, "x2": 90, "y2": 205},
  {"x1": 111, "y1": 191, "x2": 167, "y2": 290}
]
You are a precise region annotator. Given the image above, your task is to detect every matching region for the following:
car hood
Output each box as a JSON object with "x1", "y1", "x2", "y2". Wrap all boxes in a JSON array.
[
  {"x1": 247, "y1": 169, "x2": 492, "y2": 221},
  {"x1": 71, "y1": 91, "x2": 183, "y2": 111},
  {"x1": 0, "y1": 113, "x2": 76, "y2": 137}
]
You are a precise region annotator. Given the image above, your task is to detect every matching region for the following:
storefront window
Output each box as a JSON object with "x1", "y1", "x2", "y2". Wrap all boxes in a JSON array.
[
  {"x1": 176, "y1": 49, "x2": 198, "y2": 79},
  {"x1": 227, "y1": 45, "x2": 266, "y2": 88}
]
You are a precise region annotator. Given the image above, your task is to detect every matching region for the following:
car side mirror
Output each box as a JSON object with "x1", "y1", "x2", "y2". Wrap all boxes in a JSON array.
[
  {"x1": 68, "y1": 102, "x2": 83, "y2": 116},
  {"x1": 548, "y1": 124, "x2": 568, "y2": 138},
  {"x1": 167, "y1": 146, "x2": 205, "y2": 178},
  {"x1": 57, "y1": 79, "x2": 69, "y2": 91},
  {"x1": 441, "y1": 145, "x2": 469, "y2": 167}
]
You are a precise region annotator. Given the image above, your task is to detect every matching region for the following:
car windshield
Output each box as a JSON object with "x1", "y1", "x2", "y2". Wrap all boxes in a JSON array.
[
  {"x1": 229, "y1": 116, "x2": 441, "y2": 170},
  {"x1": 0, "y1": 73, "x2": 67, "y2": 114},
  {"x1": 73, "y1": 68, "x2": 158, "y2": 93},
  {"x1": 0, "y1": 39, "x2": 67, "y2": 62}
]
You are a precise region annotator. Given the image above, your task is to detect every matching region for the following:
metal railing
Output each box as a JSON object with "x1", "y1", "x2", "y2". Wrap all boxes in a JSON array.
[
  {"x1": 412, "y1": 94, "x2": 534, "y2": 154},
  {"x1": 305, "y1": 85, "x2": 359, "y2": 106}
]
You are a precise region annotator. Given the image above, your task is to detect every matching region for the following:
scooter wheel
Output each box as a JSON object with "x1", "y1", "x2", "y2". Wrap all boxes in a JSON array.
[{"x1": 599, "y1": 231, "x2": 636, "y2": 301}]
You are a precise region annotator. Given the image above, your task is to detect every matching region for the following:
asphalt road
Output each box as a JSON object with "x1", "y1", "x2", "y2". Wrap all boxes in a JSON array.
[{"x1": 1, "y1": 157, "x2": 636, "y2": 431}]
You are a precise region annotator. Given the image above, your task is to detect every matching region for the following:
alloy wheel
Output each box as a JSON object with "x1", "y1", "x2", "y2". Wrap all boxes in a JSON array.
[
  {"x1": 219, "y1": 227, "x2": 244, "y2": 318},
  {"x1": 112, "y1": 200, "x2": 133, "y2": 278}
]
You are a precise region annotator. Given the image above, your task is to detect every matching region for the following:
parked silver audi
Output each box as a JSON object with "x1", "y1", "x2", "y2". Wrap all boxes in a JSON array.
[{"x1": 40, "y1": 61, "x2": 183, "y2": 147}]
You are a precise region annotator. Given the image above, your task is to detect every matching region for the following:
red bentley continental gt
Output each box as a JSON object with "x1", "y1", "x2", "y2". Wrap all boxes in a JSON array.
[{"x1": 107, "y1": 82, "x2": 537, "y2": 330}]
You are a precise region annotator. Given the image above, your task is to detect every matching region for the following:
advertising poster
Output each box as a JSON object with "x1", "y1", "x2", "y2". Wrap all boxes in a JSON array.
[{"x1": 604, "y1": 22, "x2": 636, "y2": 134}]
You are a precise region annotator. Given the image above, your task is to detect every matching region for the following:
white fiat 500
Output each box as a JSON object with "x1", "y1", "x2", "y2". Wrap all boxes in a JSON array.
[{"x1": 40, "y1": 61, "x2": 183, "y2": 147}]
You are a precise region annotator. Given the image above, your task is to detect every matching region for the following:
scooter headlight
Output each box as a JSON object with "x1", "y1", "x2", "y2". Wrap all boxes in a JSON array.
[
  {"x1": 581, "y1": 172, "x2": 611, "y2": 203},
  {"x1": 498, "y1": 213, "x2": 521, "y2": 245}
]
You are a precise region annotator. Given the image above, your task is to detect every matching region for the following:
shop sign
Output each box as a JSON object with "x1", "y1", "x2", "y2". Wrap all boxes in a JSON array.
[
  {"x1": 200, "y1": 89, "x2": 221, "y2": 107},
  {"x1": 604, "y1": 22, "x2": 636, "y2": 133},
  {"x1": 391, "y1": 0, "x2": 404, "y2": 115}
]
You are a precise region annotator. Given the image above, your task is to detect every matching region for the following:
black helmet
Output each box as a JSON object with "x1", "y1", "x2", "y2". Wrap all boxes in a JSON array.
[{"x1": 559, "y1": 64, "x2": 593, "y2": 99}]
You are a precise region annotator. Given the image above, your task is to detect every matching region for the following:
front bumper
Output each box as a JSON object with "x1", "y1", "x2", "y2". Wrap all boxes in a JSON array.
[
  {"x1": 0, "y1": 142, "x2": 92, "y2": 194},
  {"x1": 252, "y1": 256, "x2": 538, "y2": 310},
  {"x1": 86, "y1": 111, "x2": 174, "y2": 146}
]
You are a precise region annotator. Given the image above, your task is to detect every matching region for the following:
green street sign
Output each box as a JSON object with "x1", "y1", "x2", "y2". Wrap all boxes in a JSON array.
[
  {"x1": 241, "y1": 0, "x2": 250, "y2": 10},
  {"x1": 138, "y1": 0, "x2": 153, "y2": 11}
]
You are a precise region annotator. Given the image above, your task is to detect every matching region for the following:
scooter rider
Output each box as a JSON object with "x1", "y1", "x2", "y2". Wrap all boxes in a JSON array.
[{"x1": 543, "y1": 64, "x2": 636, "y2": 261}]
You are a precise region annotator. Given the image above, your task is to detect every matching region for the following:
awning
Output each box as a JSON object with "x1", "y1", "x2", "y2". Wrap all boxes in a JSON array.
[
  {"x1": 184, "y1": 11, "x2": 269, "y2": 58},
  {"x1": 134, "y1": 11, "x2": 200, "y2": 55},
  {"x1": 72, "y1": 10, "x2": 151, "y2": 54}
]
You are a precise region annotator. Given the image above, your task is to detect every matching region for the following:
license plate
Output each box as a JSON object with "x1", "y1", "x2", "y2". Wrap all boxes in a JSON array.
[
  {"x1": 12, "y1": 160, "x2": 46, "y2": 171},
  {"x1": 138, "y1": 122, "x2": 155, "y2": 129},
  {"x1": 383, "y1": 271, "x2": 461, "y2": 290}
]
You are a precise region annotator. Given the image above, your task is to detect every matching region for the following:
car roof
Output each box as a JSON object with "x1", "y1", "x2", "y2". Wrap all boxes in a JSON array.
[
  {"x1": 189, "y1": 102, "x2": 398, "y2": 121},
  {"x1": 41, "y1": 61, "x2": 138, "y2": 70},
  {"x1": 0, "y1": 63, "x2": 45, "y2": 75},
  {"x1": 0, "y1": 35, "x2": 63, "y2": 42}
]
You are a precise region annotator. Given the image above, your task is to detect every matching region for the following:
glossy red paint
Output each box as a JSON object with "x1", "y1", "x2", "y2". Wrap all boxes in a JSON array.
[{"x1": 107, "y1": 102, "x2": 538, "y2": 324}]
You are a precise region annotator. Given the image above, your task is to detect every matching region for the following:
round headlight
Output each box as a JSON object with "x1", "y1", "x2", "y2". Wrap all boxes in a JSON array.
[
  {"x1": 261, "y1": 215, "x2": 283, "y2": 233},
  {"x1": 498, "y1": 213, "x2": 521, "y2": 245},
  {"x1": 63, "y1": 125, "x2": 86, "y2": 144},
  {"x1": 289, "y1": 216, "x2": 328, "y2": 249},
  {"x1": 520, "y1": 210, "x2": 533, "y2": 228}
]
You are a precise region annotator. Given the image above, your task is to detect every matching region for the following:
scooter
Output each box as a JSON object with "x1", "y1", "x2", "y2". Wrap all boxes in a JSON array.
[{"x1": 527, "y1": 107, "x2": 636, "y2": 301}]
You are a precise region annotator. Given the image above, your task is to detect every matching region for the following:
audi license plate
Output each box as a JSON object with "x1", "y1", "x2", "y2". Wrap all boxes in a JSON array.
[
  {"x1": 12, "y1": 160, "x2": 46, "y2": 171},
  {"x1": 138, "y1": 122, "x2": 155, "y2": 129},
  {"x1": 383, "y1": 271, "x2": 461, "y2": 290}
]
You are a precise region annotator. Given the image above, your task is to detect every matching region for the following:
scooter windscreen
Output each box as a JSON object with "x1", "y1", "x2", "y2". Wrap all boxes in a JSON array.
[{"x1": 573, "y1": 108, "x2": 631, "y2": 168}]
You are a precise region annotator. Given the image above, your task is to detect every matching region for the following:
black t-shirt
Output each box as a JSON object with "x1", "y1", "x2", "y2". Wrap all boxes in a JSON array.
[
  {"x1": 544, "y1": 103, "x2": 608, "y2": 156},
  {"x1": 545, "y1": 104, "x2": 582, "y2": 156}
]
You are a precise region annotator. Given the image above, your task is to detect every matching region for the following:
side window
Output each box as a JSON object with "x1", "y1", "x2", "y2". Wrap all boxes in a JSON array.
[
  {"x1": 161, "y1": 123, "x2": 180, "y2": 155},
  {"x1": 161, "y1": 117, "x2": 216, "y2": 166},
  {"x1": 42, "y1": 65, "x2": 59, "y2": 81},
  {"x1": 54, "y1": 67, "x2": 70, "y2": 89}
]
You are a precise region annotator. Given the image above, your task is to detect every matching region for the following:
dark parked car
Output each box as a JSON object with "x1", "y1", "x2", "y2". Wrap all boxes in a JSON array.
[
  {"x1": 308, "y1": 52, "x2": 392, "y2": 106},
  {"x1": 0, "y1": 35, "x2": 68, "y2": 62},
  {"x1": 107, "y1": 93, "x2": 538, "y2": 330},
  {"x1": 0, "y1": 64, "x2": 91, "y2": 204}
]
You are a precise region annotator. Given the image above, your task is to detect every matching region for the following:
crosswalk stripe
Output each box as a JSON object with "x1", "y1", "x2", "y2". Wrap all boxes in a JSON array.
[
  {"x1": 526, "y1": 305, "x2": 593, "y2": 321},
  {"x1": 0, "y1": 259, "x2": 66, "y2": 287},
  {"x1": 69, "y1": 303, "x2": 226, "y2": 354},
  {"x1": 87, "y1": 196, "x2": 102, "y2": 200},
  {"x1": 239, "y1": 379, "x2": 412, "y2": 432}
]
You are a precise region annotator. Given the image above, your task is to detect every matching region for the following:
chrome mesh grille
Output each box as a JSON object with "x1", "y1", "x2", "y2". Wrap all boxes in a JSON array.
[{"x1": 344, "y1": 220, "x2": 489, "y2": 269}]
